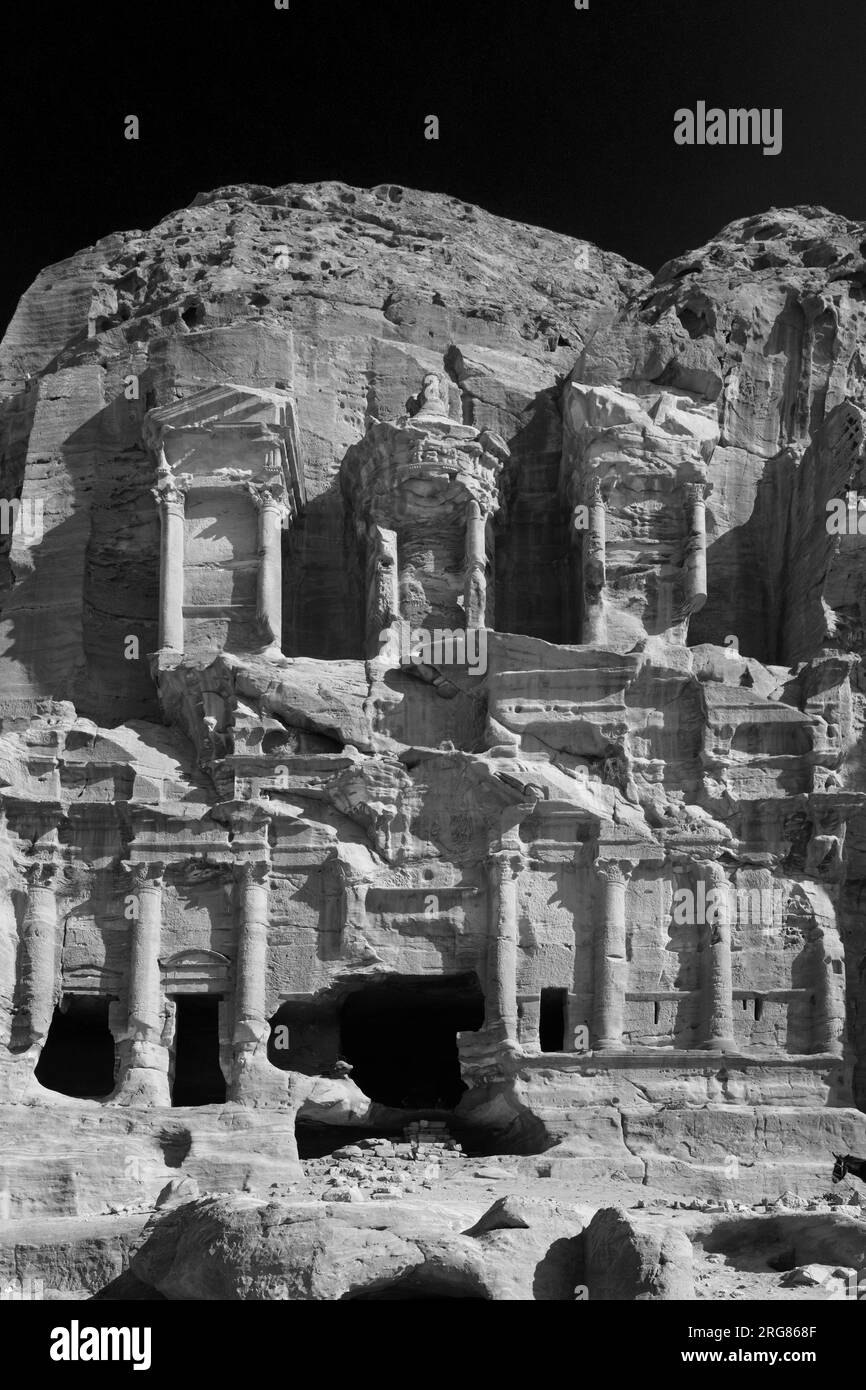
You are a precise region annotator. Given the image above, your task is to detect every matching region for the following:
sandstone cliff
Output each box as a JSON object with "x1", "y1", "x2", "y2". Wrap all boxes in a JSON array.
[{"x1": 1, "y1": 185, "x2": 866, "y2": 1250}]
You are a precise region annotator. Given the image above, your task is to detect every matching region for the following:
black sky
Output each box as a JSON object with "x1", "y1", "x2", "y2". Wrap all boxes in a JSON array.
[{"x1": 2, "y1": 0, "x2": 865, "y2": 329}]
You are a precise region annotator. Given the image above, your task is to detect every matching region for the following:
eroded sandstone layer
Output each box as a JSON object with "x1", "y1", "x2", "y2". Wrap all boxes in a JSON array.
[{"x1": 2, "y1": 187, "x2": 866, "y2": 1296}]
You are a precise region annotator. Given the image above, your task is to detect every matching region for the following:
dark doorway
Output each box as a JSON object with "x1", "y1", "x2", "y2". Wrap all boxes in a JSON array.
[
  {"x1": 539, "y1": 987, "x2": 567, "y2": 1053},
  {"x1": 340, "y1": 973, "x2": 484, "y2": 1109},
  {"x1": 35, "y1": 995, "x2": 116, "y2": 1099},
  {"x1": 267, "y1": 998, "x2": 339, "y2": 1075},
  {"x1": 170, "y1": 995, "x2": 226, "y2": 1106}
]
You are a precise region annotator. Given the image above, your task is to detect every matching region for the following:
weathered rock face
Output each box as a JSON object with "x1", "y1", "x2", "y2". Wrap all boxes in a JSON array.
[
  {"x1": 0, "y1": 181, "x2": 645, "y2": 719},
  {"x1": 1, "y1": 184, "x2": 866, "y2": 1267}
]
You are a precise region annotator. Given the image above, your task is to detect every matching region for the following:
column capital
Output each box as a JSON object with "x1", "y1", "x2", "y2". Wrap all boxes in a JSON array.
[
  {"x1": 487, "y1": 848, "x2": 525, "y2": 882},
  {"x1": 593, "y1": 857, "x2": 632, "y2": 886},
  {"x1": 464, "y1": 494, "x2": 495, "y2": 523},
  {"x1": 25, "y1": 852, "x2": 63, "y2": 890},
  {"x1": 682, "y1": 480, "x2": 712, "y2": 507},
  {"x1": 152, "y1": 469, "x2": 191, "y2": 513},
  {"x1": 235, "y1": 859, "x2": 271, "y2": 888},
  {"x1": 248, "y1": 481, "x2": 291, "y2": 524},
  {"x1": 123, "y1": 860, "x2": 165, "y2": 889}
]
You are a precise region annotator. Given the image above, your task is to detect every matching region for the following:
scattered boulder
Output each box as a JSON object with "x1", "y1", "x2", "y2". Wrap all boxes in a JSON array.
[
  {"x1": 780, "y1": 1263, "x2": 852, "y2": 1290},
  {"x1": 465, "y1": 1197, "x2": 532, "y2": 1236},
  {"x1": 583, "y1": 1207, "x2": 695, "y2": 1301},
  {"x1": 155, "y1": 1176, "x2": 200, "y2": 1210}
]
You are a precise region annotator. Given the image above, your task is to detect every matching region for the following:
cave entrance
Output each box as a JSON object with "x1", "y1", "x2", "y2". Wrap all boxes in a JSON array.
[
  {"x1": 170, "y1": 996, "x2": 226, "y2": 1106},
  {"x1": 339, "y1": 973, "x2": 484, "y2": 1110},
  {"x1": 35, "y1": 994, "x2": 116, "y2": 1099}
]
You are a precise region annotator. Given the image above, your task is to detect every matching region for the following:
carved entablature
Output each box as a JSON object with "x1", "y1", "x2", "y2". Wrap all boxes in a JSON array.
[
  {"x1": 142, "y1": 384, "x2": 305, "y2": 517},
  {"x1": 408, "y1": 434, "x2": 460, "y2": 472},
  {"x1": 560, "y1": 384, "x2": 719, "y2": 503},
  {"x1": 124, "y1": 811, "x2": 235, "y2": 879},
  {"x1": 341, "y1": 379, "x2": 509, "y2": 536}
]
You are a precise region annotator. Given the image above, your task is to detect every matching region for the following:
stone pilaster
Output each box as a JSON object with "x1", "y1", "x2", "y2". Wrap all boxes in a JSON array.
[
  {"x1": 366, "y1": 523, "x2": 400, "y2": 658},
  {"x1": 485, "y1": 849, "x2": 523, "y2": 1046},
  {"x1": 591, "y1": 858, "x2": 631, "y2": 1052},
  {"x1": 324, "y1": 858, "x2": 369, "y2": 947},
  {"x1": 814, "y1": 928, "x2": 846, "y2": 1057},
  {"x1": 464, "y1": 499, "x2": 488, "y2": 629},
  {"x1": 695, "y1": 860, "x2": 736, "y2": 1053},
  {"x1": 682, "y1": 481, "x2": 710, "y2": 615}
]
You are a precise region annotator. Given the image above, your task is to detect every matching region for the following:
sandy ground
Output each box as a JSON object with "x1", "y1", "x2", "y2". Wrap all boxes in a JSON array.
[{"x1": 2, "y1": 1163, "x2": 863, "y2": 1300}]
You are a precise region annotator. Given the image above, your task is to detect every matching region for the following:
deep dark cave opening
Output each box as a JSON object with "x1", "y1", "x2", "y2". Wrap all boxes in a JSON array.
[
  {"x1": 35, "y1": 994, "x2": 116, "y2": 1099},
  {"x1": 339, "y1": 973, "x2": 484, "y2": 1109}
]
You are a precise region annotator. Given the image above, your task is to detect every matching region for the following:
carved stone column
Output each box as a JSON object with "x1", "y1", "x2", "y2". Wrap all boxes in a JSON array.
[
  {"x1": 233, "y1": 861, "x2": 270, "y2": 1073},
  {"x1": 682, "y1": 481, "x2": 710, "y2": 615},
  {"x1": 22, "y1": 854, "x2": 61, "y2": 1052},
  {"x1": 695, "y1": 860, "x2": 736, "y2": 1052},
  {"x1": 154, "y1": 476, "x2": 186, "y2": 655},
  {"x1": 115, "y1": 862, "x2": 170, "y2": 1104},
  {"x1": 591, "y1": 859, "x2": 630, "y2": 1052},
  {"x1": 464, "y1": 499, "x2": 488, "y2": 629},
  {"x1": 581, "y1": 477, "x2": 606, "y2": 645},
  {"x1": 486, "y1": 850, "x2": 523, "y2": 1045},
  {"x1": 250, "y1": 484, "x2": 290, "y2": 656},
  {"x1": 128, "y1": 865, "x2": 163, "y2": 1045}
]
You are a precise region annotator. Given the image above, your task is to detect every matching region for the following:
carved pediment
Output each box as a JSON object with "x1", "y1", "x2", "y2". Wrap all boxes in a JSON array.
[{"x1": 161, "y1": 949, "x2": 232, "y2": 992}]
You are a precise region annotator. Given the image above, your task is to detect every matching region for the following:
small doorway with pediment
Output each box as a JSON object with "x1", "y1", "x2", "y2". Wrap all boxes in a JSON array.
[{"x1": 163, "y1": 950, "x2": 231, "y2": 1107}]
